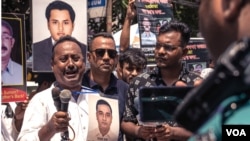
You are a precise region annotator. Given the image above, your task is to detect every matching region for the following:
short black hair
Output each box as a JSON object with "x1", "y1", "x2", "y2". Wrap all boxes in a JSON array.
[
  {"x1": 2, "y1": 20, "x2": 13, "y2": 36},
  {"x1": 89, "y1": 32, "x2": 115, "y2": 51},
  {"x1": 159, "y1": 20, "x2": 191, "y2": 47},
  {"x1": 96, "y1": 99, "x2": 112, "y2": 113},
  {"x1": 51, "y1": 35, "x2": 83, "y2": 59},
  {"x1": 45, "y1": 0, "x2": 75, "y2": 22},
  {"x1": 119, "y1": 48, "x2": 147, "y2": 69}
]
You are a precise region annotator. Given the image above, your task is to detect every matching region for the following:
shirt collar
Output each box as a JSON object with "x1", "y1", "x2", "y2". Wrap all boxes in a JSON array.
[
  {"x1": 83, "y1": 70, "x2": 118, "y2": 94},
  {"x1": 4, "y1": 59, "x2": 14, "y2": 75}
]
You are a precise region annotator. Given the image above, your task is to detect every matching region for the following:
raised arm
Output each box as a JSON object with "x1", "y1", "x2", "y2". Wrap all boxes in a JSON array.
[{"x1": 120, "y1": 0, "x2": 136, "y2": 52}]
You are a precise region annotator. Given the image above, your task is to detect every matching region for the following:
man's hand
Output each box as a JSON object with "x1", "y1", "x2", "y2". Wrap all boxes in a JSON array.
[
  {"x1": 38, "y1": 111, "x2": 71, "y2": 141},
  {"x1": 136, "y1": 125, "x2": 155, "y2": 140},
  {"x1": 46, "y1": 111, "x2": 71, "y2": 134},
  {"x1": 154, "y1": 124, "x2": 174, "y2": 141},
  {"x1": 154, "y1": 124, "x2": 193, "y2": 141},
  {"x1": 14, "y1": 96, "x2": 29, "y2": 131},
  {"x1": 14, "y1": 96, "x2": 29, "y2": 120},
  {"x1": 126, "y1": 0, "x2": 136, "y2": 20}
]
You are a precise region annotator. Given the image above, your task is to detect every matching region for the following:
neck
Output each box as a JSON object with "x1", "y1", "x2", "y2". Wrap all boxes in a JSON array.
[
  {"x1": 100, "y1": 128, "x2": 109, "y2": 136},
  {"x1": 89, "y1": 70, "x2": 111, "y2": 91},
  {"x1": 57, "y1": 83, "x2": 82, "y2": 92},
  {"x1": 160, "y1": 64, "x2": 183, "y2": 86}
]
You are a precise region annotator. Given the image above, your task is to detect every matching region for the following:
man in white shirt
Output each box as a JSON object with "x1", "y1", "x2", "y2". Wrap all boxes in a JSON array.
[{"x1": 17, "y1": 36, "x2": 98, "y2": 141}]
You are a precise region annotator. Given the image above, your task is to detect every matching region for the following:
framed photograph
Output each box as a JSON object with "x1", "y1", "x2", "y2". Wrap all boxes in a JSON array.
[
  {"x1": 2, "y1": 13, "x2": 27, "y2": 103},
  {"x1": 87, "y1": 94, "x2": 119, "y2": 141},
  {"x1": 32, "y1": 0, "x2": 87, "y2": 72}
]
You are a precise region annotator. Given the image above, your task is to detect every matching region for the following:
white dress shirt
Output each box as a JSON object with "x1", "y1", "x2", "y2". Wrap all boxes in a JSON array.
[{"x1": 17, "y1": 83, "x2": 96, "y2": 141}]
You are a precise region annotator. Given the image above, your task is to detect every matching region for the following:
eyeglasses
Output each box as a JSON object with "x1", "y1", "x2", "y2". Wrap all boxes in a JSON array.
[
  {"x1": 2, "y1": 34, "x2": 13, "y2": 41},
  {"x1": 90, "y1": 48, "x2": 117, "y2": 59},
  {"x1": 155, "y1": 43, "x2": 180, "y2": 52}
]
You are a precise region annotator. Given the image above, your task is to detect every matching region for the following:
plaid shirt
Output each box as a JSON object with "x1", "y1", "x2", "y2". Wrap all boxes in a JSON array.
[{"x1": 123, "y1": 67, "x2": 201, "y2": 123}]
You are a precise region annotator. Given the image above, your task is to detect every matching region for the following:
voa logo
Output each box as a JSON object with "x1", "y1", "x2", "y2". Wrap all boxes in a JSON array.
[{"x1": 226, "y1": 129, "x2": 247, "y2": 136}]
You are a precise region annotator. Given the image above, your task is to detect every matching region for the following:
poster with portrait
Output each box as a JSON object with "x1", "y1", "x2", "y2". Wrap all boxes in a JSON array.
[
  {"x1": 136, "y1": 0, "x2": 173, "y2": 65},
  {"x1": 31, "y1": 0, "x2": 88, "y2": 72},
  {"x1": 183, "y1": 38, "x2": 210, "y2": 75},
  {"x1": 2, "y1": 13, "x2": 27, "y2": 103},
  {"x1": 87, "y1": 94, "x2": 119, "y2": 141}
]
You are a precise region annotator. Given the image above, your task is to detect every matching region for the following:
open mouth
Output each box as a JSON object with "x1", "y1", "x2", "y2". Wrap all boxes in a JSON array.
[{"x1": 64, "y1": 68, "x2": 78, "y2": 78}]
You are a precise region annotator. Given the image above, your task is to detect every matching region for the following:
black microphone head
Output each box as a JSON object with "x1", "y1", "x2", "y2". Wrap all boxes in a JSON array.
[
  {"x1": 52, "y1": 87, "x2": 61, "y2": 100},
  {"x1": 59, "y1": 89, "x2": 72, "y2": 103},
  {"x1": 52, "y1": 87, "x2": 61, "y2": 111}
]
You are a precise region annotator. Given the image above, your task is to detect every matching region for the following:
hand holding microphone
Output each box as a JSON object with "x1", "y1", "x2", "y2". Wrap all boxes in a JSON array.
[
  {"x1": 59, "y1": 89, "x2": 72, "y2": 141},
  {"x1": 49, "y1": 88, "x2": 72, "y2": 140}
]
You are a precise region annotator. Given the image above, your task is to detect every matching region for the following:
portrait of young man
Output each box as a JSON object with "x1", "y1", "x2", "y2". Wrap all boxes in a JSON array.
[
  {"x1": 87, "y1": 96, "x2": 119, "y2": 141},
  {"x1": 32, "y1": 0, "x2": 87, "y2": 72}
]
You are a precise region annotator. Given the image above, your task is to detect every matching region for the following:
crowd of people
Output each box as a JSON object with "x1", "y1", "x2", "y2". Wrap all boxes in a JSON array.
[{"x1": 2, "y1": 0, "x2": 250, "y2": 141}]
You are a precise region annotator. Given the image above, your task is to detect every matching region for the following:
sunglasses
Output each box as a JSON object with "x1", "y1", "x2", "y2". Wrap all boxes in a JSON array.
[
  {"x1": 90, "y1": 48, "x2": 117, "y2": 59},
  {"x1": 155, "y1": 43, "x2": 180, "y2": 52}
]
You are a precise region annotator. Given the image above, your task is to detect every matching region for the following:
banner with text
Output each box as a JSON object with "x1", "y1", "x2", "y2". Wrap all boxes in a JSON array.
[
  {"x1": 183, "y1": 38, "x2": 209, "y2": 75},
  {"x1": 136, "y1": 0, "x2": 173, "y2": 66}
]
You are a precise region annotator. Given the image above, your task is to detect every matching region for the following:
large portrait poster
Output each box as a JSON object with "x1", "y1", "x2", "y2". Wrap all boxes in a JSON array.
[
  {"x1": 32, "y1": 0, "x2": 88, "y2": 72},
  {"x1": 2, "y1": 13, "x2": 27, "y2": 103},
  {"x1": 87, "y1": 95, "x2": 119, "y2": 141},
  {"x1": 183, "y1": 38, "x2": 210, "y2": 75},
  {"x1": 136, "y1": 0, "x2": 173, "y2": 66}
]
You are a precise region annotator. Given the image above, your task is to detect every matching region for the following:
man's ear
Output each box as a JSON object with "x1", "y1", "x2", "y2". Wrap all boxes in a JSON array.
[
  {"x1": 87, "y1": 52, "x2": 91, "y2": 62},
  {"x1": 11, "y1": 38, "x2": 15, "y2": 48},
  {"x1": 182, "y1": 47, "x2": 188, "y2": 57},
  {"x1": 51, "y1": 60, "x2": 54, "y2": 71},
  {"x1": 223, "y1": 0, "x2": 243, "y2": 21},
  {"x1": 47, "y1": 22, "x2": 50, "y2": 30},
  {"x1": 72, "y1": 23, "x2": 75, "y2": 30}
]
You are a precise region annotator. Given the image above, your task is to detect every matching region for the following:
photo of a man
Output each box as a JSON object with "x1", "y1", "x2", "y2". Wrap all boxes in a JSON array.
[
  {"x1": 87, "y1": 99, "x2": 117, "y2": 141},
  {"x1": 32, "y1": 0, "x2": 87, "y2": 72},
  {"x1": 2, "y1": 20, "x2": 23, "y2": 85},
  {"x1": 140, "y1": 15, "x2": 156, "y2": 45}
]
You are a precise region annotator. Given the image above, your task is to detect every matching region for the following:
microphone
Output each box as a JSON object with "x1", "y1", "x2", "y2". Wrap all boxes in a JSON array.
[
  {"x1": 59, "y1": 89, "x2": 72, "y2": 141},
  {"x1": 59, "y1": 89, "x2": 71, "y2": 112},
  {"x1": 174, "y1": 38, "x2": 250, "y2": 132},
  {"x1": 52, "y1": 87, "x2": 61, "y2": 111}
]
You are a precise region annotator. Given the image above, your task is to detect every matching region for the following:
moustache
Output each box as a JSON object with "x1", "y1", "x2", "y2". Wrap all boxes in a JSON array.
[
  {"x1": 2, "y1": 46, "x2": 8, "y2": 51},
  {"x1": 155, "y1": 55, "x2": 167, "y2": 60},
  {"x1": 65, "y1": 65, "x2": 78, "y2": 74}
]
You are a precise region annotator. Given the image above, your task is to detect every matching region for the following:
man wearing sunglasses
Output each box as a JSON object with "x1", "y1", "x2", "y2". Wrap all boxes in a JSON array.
[
  {"x1": 121, "y1": 20, "x2": 201, "y2": 141},
  {"x1": 82, "y1": 32, "x2": 128, "y2": 141}
]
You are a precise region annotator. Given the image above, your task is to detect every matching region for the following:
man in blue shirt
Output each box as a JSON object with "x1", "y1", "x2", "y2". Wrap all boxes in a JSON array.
[
  {"x1": 82, "y1": 32, "x2": 128, "y2": 141},
  {"x1": 1, "y1": 20, "x2": 23, "y2": 85}
]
